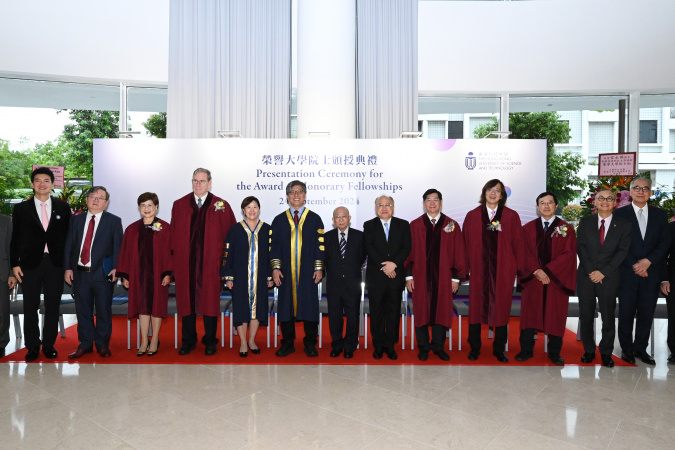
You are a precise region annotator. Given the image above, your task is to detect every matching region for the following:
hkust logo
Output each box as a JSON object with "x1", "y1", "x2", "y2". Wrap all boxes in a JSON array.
[{"x1": 465, "y1": 152, "x2": 476, "y2": 170}]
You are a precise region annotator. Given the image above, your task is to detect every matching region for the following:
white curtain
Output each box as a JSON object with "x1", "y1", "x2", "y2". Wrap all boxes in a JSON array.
[
  {"x1": 356, "y1": 0, "x2": 418, "y2": 138},
  {"x1": 168, "y1": 0, "x2": 291, "y2": 138}
]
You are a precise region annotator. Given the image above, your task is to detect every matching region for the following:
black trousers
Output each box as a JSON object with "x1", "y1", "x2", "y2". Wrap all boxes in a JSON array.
[
  {"x1": 73, "y1": 271, "x2": 114, "y2": 351},
  {"x1": 280, "y1": 317, "x2": 318, "y2": 349},
  {"x1": 468, "y1": 323, "x2": 507, "y2": 353},
  {"x1": 578, "y1": 278, "x2": 617, "y2": 356},
  {"x1": 415, "y1": 324, "x2": 447, "y2": 352},
  {"x1": 0, "y1": 275, "x2": 9, "y2": 350},
  {"x1": 369, "y1": 285, "x2": 401, "y2": 352},
  {"x1": 22, "y1": 254, "x2": 64, "y2": 350},
  {"x1": 618, "y1": 276, "x2": 659, "y2": 353},
  {"x1": 327, "y1": 291, "x2": 360, "y2": 352},
  {"x1": 519, "y1": 328, "x2": 562, "y2": 355},
  {"x1": 668, "y1": 291, "x2": 675, "y2": 354},
  {"x1": 182, "y1": 314, "x2": 218, "y2": 346}
]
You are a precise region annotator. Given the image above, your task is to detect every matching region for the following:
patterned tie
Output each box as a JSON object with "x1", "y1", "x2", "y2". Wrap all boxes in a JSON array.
[
  {"x1": 384, "y1": 222, "x2": 389, "y2": 242},
  {"x1": 294, "y1": 210, "x2": 299, "y2": 226},
  {"x1": 197, "y1": 197, "x2": 202, "y2": 208},
  {"x1": 431, "y1": 218, "x2": 436, "y2": 227},
  {"x1": 340, "y1": 232, "x2": 346, "y2": 259},
  {"x1": 638, "y1": 208, "x2": 646, "y2": 239},
  {"x1": 599, "y1": 219, "x2": 605, "y2": 246},
  {"x1": 544, "y1": 221, "x2": 549, "y2": 232},
  {"x1": 80, "y1": 215, "x2": 96, "y2": 265},
  {"x1": 490, "y1": 210, "x2": 495, "y2": 221},
  {"x1": 41, "y1": 202, "x2": 49, "y2": 252}
]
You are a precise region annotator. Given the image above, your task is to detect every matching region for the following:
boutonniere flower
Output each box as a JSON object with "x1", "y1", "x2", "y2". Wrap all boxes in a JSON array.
[
  {"x1": 151, "y1": 222, "x2": 162, "y2": 232},
  {"x1": 213, "y1": 201, "x2": 226, "y2": 212},
  {"x1": 444, "y1": 221, "x2": 455, "y2": 233},
  {"x1": 487, "y1": 220, "x2": 502, "y2": 232},
  {"x1": 56, "y1": 215, "x2": 61, "y2": 220},
  {"x1": 551, "y1": 225, "x2": 568, "y2": 237}
]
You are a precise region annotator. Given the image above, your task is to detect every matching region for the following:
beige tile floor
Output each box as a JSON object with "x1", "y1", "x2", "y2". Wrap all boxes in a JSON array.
[{"x1": 1, "y1": 316, "x2": 674, "y2": 449}]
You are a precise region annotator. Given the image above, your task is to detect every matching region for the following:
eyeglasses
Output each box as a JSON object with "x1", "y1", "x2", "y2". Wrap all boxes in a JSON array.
[
  {"x1": 596, "y1": 196, "x2": 615, "y2": 202},
  {"x1": 333, "y1": 215, "x2": 348, "y2": 220},
  {"x1": 487, "y1": 188, "x2": 501, "y2": 194},
  {"x1": 538, "y1": 201, "x2": 556, "y2": 206},
  {"x1": 376, "y1": 203, "x2": 394, "y2": 208},
  {"x1": 288, "y1": 189, "x2": 305, "y2": 195},
  {"x1": 632, "y1": 186, "x2": 650, "y2": 193},
  {"x1": 192, "y1": 179, "x2": 208, "y2": 185},
  {"x1": 424, "y1": 198, "x2": 441, "y2": 203},
  {"x1": 88, "y1": 196, "x2": 106, "y2": 202}
]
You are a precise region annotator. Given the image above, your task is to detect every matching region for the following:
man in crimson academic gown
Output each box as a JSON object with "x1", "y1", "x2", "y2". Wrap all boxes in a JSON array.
[
  {"x1": 463, "y1": 179, "x2": 523, "y2": 363},
  {"x1": 516, "y1": 192, "x2": 577, "y2": 366},
  {"x1": 271, "y1": 180, "x2": 325, "y2": 358},
  {"x1": 171, "y1": 168, "x2": 236, "y2": 356},
  {"x1": 405, "y1": 188, "x2": 468, "y2": 362}
]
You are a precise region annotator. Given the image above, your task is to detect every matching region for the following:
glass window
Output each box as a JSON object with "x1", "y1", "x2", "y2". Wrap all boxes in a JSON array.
[
  {"x1": 418, "y1": 96, "x2": 500, "y2": 139},
  {"x1": 127, "y1": 86, "x2": 167, "y2": 138}
]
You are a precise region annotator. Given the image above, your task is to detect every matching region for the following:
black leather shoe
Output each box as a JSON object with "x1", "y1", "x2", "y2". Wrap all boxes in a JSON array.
[
  {"x1": 493, "y1": 351, "x2": 509, "y2": 363},
  {"x1": 467, "y1": 350, "x2": 480, "y2": 361},
  {"x1": 668, "y1": 354, "x2": 675, "y2": 364},
  {"x1": 0, "y1": 348, "x2": 5, "y2": 358},
  {"x1": 621, "y1": 351, "x2": 635, "y2": 364},
  {"x1": 275, "y1": 344, "x2": 295, "y2": 357},
  {"x1": 434, "y1": 350, "x2": 450, "y2": 361},
  {"x1": 178, "y1": 343, "x2": 196, "y2": 355},
  {"x1": 344, "y1": 350, "x2": 354, "y2": 359},
  {"x1": 304, "y1": 346, "x2": 319, "y2": 357},
  {"x1": 68, "y1": 347, "x2": 93, "y2": 359},
  {"x1": 330, "y1": 349, "x2": 342, "y2": 358},
  {"x1": 386, "y1": 349, "x2": 398, "y2": 360},
  {"x1": 418, "y1": 350, "x2": 429, "y2": 361},
  {"x1": 205, "y1": 344, "x2": 217, "y2": 356},
  {"x1": 548, "y1": 353, "x2": 565, "y2": 366},
  {"x1": 601, "y1": 354, "x2": 615, "y2": 367},
  {"x1": 372, "y1": 349, "x2": 383, "y2": 360},
  {"x1": 580, "y1": 352, "x2": 596, "y2": 363},
  {"x1": 25, "y1": 347, "x2": 40, "y2": 362},
  {"x1": 634, "y1": 350, "x2": 656, "y2": 365},
  {"x1": 42, "y1": 347, "x2": 58, "y2": 359},
  {"x1": 515, "y1": 351, "x2": 533, "y2": 362}
]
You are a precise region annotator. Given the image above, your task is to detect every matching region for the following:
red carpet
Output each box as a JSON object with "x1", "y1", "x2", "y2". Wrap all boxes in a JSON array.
[{"x1": 1, "y1": 316, "x2": 634, "y2": 366}]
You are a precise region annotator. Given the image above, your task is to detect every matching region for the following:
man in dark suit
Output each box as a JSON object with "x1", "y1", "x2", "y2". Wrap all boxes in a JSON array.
[
  {"x1": 64, "y1": 186, "x2": 123, "y2": 359},
  {"x1": 363, "y1": 195, "x2": 412, "y2": 360},
  {"x1": 577, "y1": 189, "x2": 631, "y2": 367},
  {"x1": 10, "y1": 167, "x2": 71, "y2": 361},
  {"x1": 0, "y1": 214, "x2": 17, "y2": 358},
  {"x1": 614, "y1": 177, "x2": 670, "y2": 365},
  {"x1": 324, "y1": 206, "x2": 366, "y2": 359},
  {"x1": 660, "y1": 221, "x2": 675, "y2": 364}
]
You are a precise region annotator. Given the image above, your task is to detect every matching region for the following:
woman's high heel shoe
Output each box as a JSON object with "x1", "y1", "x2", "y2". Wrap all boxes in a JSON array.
[
  {"x1": 147, "y1": 340, "x2": 160, "y2": 357},
  {"x1": 239, "y1": 351, "x2": 248, "y2": 357},
  {"x1": 250, "y1": 348, "x2": 260, "y2": 355},
  {"x1": 137, "y1": 344, "x2": 148, "y2": 357}
]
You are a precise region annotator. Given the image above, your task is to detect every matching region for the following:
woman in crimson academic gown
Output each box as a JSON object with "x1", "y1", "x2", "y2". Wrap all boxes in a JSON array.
[
  {"x1": 116, "y1": 192, "x2": 172, "y2": 356},
  {"x1": 222, "y1": 196, "x2": 273, "y2": 357},
  {"x1": 463, "y1": 179, "x2": 524, "y2": 363}
]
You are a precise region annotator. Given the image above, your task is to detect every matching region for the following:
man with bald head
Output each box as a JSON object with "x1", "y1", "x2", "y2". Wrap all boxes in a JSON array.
[
  {"x1": 363, "y1": 195, "x2": 412, "y2": 360},
  {"x1": 576, "y1": 189, "x2": 631, "y2": 367},
  {"x1": 324, "y1": 207, "x2": 366, "y2": 358}
]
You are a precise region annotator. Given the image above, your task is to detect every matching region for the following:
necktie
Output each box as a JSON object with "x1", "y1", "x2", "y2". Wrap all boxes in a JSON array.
[
  {"x1": 340, "y1": 232, "x2": 346, "y2": 259},
  {"x1": 599, "y1": 219, "x2": 605, "y2": 246},
  {"x1": 544, "y1": 221, "x2": 549, "y2": 232},
  {"x1": 384, "y1": 222, "x2": 389, "y2": 242},
  {"x1": 638, "y1": 208, "x2": 646, "y2": 239},
  {"x1": 489, "y1": 210, "x2": 495, "y2": 221},
  {"x1": 80, "y1": 215, "x2": 96, "y2": 265},
  {"x1": 197, "y1": 198, "x2": 202, "y2": 208},
  {"x1": 41, "y1": 202, "x2": 49, "y2": 252},
  {"x1": 294, "y1": 210, "x2": 299, "y2": 226},
  {"x1": 431, "y1": 218, "x2": 436, "y2": 227}
]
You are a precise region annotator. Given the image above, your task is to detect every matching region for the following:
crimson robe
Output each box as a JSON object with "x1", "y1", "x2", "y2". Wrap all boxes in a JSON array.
[
  {"x1": 405, "y1": 214, "x2": 468, "y2": 328},
  {"x1": 518, "y1": 217, "x2": 577, "y2": 337},
  {"x1": 116, "y1": 218, "x2": 173, "y2": 318},
  {"x1": 171, "y1": 193, "x2": 236, "y2": 317},
  {"x1": 463, "y1": 205, "x2": 523, "y2": 327}
]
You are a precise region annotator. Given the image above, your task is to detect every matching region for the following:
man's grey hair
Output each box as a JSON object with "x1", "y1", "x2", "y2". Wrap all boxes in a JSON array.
[
  {"x1": 87, "y1": 186, "x2": 109, "y2": 200},
  {"x1": 374, "y1": 195, "x2": 395, "y2": 206},
  {"x1": 193, "y1": 168, "x2": 212, "y2": 181},
  {"x1": 333, "y1": 206, "x2": 350, "y2": 217},
  {"x1": 629, "y1": 177, "x2": 651, "y2": 190},
  {"x1": 286, "y1": 180, "x2": 306, "y2": 194}
]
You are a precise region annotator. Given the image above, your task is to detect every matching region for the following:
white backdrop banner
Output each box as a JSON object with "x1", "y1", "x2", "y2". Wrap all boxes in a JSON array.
[{"x1": 94, "y1": 139, "x2": 546, "y2": 231}]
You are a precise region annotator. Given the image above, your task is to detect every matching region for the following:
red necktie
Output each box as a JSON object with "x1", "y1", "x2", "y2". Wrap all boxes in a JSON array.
[
  {"x1": 599, "y1": 219, "x2": 605, "y2": 246},
  {"x1": 294, "y1": 210, "x2": 299, "y2": 226},
  {"x1": 80, "y1": 215, "x2": 96, "y2": 265},
  {"x1": 431, "y1": 218, "x2": 436, "y2": 227}
]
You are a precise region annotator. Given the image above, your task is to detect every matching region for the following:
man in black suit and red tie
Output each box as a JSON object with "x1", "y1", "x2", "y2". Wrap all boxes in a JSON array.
[
  {"x1": 363, "y1": 195, "x2": 412, "y2": 360},
  {"x1": 613, "y1": 177, "x2": 670, "y2": 365},
  {"x1": 64, "y1": 186, "x2": 123, "y2": 359},
  {"x1": 10, "y1": 167, "x2": 71, "y2": 361},
  {"x1": 324, "y1": 206, "x2": 366, "y2": 359},
  {"x1": 576, "y1": 189, "x2": 631, "y2": 367}
]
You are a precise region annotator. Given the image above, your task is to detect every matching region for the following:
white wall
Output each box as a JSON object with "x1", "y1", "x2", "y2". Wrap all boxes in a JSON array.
[
  {"x1": 419, "y1": 0, "x2": 675, "y2": 94},
  {"x1": 0, "y1": 0, "x2": 169, "y2": 85}
]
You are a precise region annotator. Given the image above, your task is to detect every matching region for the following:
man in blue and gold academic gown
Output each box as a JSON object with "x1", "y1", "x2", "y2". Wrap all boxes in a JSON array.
[{"x1": 271, "y1": 180, "x2": 325, "y2": 357}]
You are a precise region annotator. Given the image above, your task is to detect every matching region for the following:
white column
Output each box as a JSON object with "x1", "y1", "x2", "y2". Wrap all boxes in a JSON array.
[
  {"x1": 119, "y1": 82, "x2": 128, "y2": 132},
  {"x1": 628, "y1": 91, "x2": 641, "y2": 158},
  {"x1": 296, "y1": 0, "x2": 356, "y2": 138},
  {"x1": 499, "y1": 94, "x2": 509, "y2": 133}
]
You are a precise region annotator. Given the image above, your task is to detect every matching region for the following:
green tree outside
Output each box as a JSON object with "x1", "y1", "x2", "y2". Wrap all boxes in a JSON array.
[{"x1": 142, "y1": 112, "x2": 167, "y2": 138}]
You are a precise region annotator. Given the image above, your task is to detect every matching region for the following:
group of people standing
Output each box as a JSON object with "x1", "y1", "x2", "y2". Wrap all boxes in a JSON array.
[{"x1": 2, "y1": 167, "x2": 674, "y2": 368}]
